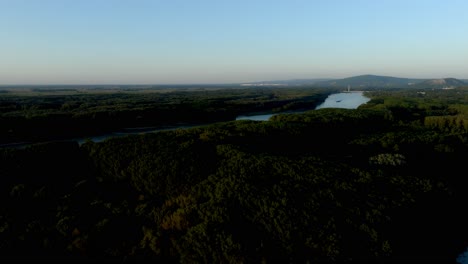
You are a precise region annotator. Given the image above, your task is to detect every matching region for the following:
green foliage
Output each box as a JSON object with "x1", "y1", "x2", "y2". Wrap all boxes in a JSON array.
[
  {"x1": 0, "y1": 87, "x2": 331, "y2": 145},
  {"x1": 1, "y1": 87, "x2": 467, "y2": 261}
]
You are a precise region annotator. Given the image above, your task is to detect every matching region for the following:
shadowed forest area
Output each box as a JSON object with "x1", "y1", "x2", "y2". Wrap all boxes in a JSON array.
[
  {"x1": 1, "y1": 86, "x2": 467, "y2": 262},
  {"x1": 0, "y1": 87, "x2": 333, "y2": 145}
]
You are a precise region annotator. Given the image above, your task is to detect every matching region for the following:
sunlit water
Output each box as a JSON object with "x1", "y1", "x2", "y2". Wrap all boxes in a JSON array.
[
  {"x1": 236, "y1": 91, "x2": 370, "y2": 121},
  {"x1": 315, "y1": 91, "x2": 370, "y2": 110}
]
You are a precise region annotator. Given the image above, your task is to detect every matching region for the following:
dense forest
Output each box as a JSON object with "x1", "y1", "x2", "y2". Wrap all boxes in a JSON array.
[
  {"x1": 1, "y1": 86, "x2": 467, "y2": 262},
  {"x1": 0, "y1": 87, "x2": 333, "y2": 145}
]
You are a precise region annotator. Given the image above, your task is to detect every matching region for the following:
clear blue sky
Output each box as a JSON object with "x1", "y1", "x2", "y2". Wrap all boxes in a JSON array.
[{"x1": 1, "y1": 0, "x2": 467, "y2": 84}]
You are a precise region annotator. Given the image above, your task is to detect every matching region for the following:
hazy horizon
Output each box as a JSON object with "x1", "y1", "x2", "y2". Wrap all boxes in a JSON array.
[
  {"x1": 1, "y1": 0, "x2": 468, "y2": 85},
  {"x1": 2, "y1": 73, "x2": 468, "y2": 87}
]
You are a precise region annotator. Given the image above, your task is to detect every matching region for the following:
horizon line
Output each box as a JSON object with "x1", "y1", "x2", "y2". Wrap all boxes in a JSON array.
[{"x1": 1, "y1": 74, "x2": 468, "y2": 87}]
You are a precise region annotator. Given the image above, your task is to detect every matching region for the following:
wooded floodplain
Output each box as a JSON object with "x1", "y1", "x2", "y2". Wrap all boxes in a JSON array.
[
  {"x1": 1, "y1": 86, "x2": 467, "y2": 262},
  {"x1": 0, "y1": 87, "x2": 333, "y2": 145}
]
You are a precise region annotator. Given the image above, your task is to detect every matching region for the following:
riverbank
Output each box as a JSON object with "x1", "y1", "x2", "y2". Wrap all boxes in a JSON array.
[
  {"x1": 1, "y1": 91, "x2": 369, "y2": 148},
  {"x1": 235, "y1": 91, "x2": 370, "y2": 121}
]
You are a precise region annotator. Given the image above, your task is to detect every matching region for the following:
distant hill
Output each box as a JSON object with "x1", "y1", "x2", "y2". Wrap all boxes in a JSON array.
[
  {"x1": 241, "y1": 75, "x2": 467, "y2": 88},
  {"x1": 313, "y1": 74, "x2": 423, "y2": 88},
  {"x1": 415, "y1": 78, "x2": 466, "y2": 88}
]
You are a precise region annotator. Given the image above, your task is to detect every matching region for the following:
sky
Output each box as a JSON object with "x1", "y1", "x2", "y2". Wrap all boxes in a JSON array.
[{"x1": 1, "y1": 0, "x2": 468, "y2": 84}]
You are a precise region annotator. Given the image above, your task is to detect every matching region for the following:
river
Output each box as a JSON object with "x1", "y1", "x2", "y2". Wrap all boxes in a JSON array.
[
  {"x1": 236, "y1": 91, "x2": 370, "y2": 121},
  {"x1": 1, "y1": 92, "x2": 370, "y2": 146},
  {"x1": 70, "y1": 91, "x2": 371, "y2": 143},
  {"x1": 73, "y1": 124, "x2": 201, "y2": 145},
  {"x1": 315, "y1": 91, "x2": 370, "y2": 110}
]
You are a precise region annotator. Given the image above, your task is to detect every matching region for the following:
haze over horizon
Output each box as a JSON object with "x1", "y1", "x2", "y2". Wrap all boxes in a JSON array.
[{"x1": 1, "y1": 0, "x2": 468, "y2": 85}]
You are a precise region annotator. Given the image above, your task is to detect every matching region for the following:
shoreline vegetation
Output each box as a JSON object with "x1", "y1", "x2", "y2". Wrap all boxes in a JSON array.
[
  {"x1": 0, "y1": 87, "x2": 335, "y2": 146},
  {"x1": 1, "y1": 86, "x2": 467, "y2": 261}
]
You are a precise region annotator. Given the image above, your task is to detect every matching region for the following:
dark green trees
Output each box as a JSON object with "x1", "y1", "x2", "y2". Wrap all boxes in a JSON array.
[{"x1": 0, "y1": 86, "x2": 467, "y2": 261}]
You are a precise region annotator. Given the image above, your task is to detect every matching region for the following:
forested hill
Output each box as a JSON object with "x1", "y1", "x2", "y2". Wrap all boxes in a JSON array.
[
  {"x1": 415, "y1": 78, "x2": 466, "y2": 88},
  {"x1": 312, "y1": 74, "x2": 465, "y2": 88},
  {"x1": 314, "y1": 74, "x2": 421, "y2": 88},
  {"x1": 0, "y1": 87, "x2": 467, "y2": 262}
]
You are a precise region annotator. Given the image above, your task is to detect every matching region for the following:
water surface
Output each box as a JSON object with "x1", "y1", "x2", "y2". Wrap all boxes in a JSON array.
[
  {"x1": 315, "y1": 91, "x2": 370, "y2": 110},
  {"x1": 236, "y1": 91, "x2": 370, "y2": 121}
]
